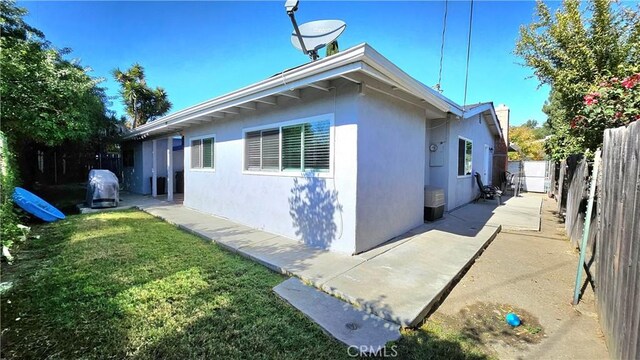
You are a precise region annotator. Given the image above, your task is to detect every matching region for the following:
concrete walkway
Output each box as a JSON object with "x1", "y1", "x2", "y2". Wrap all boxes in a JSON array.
[{"x1": 128, "y1": 193, "x2": 542, "y2": 327}]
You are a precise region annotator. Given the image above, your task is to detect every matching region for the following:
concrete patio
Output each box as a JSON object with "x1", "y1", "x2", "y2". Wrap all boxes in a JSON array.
[{"x1": 113, "y1": 192, "x2": 542, "y2": 328}]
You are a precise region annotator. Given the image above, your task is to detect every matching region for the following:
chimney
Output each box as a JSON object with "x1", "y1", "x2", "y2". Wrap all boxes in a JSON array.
[{"x1": 495, "y1": 104, "x2": 510, "y2": 146}]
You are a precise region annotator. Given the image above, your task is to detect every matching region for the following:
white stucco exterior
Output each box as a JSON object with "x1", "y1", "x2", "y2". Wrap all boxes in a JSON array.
[
  {"x1": 121, "y1": 43, "x2": 504, "y2": 255},
  {"x1": 355, "y1": 89, "x2": 426, "y2": 253},
  {"x1": 182, "y1": 83, "x2": 359, "y2": 254}
]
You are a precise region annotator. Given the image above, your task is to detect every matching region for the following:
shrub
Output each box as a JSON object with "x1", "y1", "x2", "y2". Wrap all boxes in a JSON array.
[
  {"x1": 1, "y1": 131, "x2": 22, "y2": 262},
  {"x1": 572, "y1": 66, "x2": 640, "y2": 155}
]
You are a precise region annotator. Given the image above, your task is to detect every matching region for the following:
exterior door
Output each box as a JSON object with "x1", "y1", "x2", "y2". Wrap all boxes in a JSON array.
[{"x1": 483, "y1": 145, "x2": 491, "y2": 185}]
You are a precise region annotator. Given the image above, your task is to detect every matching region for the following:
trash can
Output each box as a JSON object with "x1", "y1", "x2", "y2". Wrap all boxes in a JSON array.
[
  {"x1": 175, "y1": 171, "x2": 184, "y2": 193},
  {"x1": 424, "y1": 185, "x2": 445, "y2": 221},
  {"x1": 149, "y1": 177, "x2": 167, "y2": 195}
]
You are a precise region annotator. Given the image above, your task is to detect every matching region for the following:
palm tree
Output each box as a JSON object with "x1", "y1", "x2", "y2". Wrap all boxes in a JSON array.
[{"x1": 113, "y1": 64, "x2": 171, "y2": 128}]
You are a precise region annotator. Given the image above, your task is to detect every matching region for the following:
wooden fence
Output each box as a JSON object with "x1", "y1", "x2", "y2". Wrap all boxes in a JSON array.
[
  {"x1": 551, "y1": 121, "x2": 639, "y2": 360},
  {"x1": 595, "y1": 121, "x2": 639, "y2": 360}
]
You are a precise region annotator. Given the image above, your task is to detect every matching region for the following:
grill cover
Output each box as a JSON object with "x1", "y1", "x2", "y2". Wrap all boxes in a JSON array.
[{"x1": 86, "y1": 169, "x2": 119, "y2": 208}]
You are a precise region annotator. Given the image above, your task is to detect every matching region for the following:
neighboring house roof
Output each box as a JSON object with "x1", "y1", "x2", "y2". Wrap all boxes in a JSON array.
[{"x1": 122, "y1": 43, "x2": 500, "y2": 140}]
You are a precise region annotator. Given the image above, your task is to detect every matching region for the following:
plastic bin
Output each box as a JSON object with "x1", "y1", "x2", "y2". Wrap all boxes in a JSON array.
[
  {"x1": 175, "y1": 171, "x2": 184, "y2": 193},
  {"x1": 424, "y1": 185, "x2": 445, "y2": 221},
  {"x1": 149, "y1": 177, "x2": 167, "y2": 195}
]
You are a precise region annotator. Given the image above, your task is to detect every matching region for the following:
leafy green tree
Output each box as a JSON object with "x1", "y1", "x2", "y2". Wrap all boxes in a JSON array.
[
  {"x1": 1, "y1": 0, "x2": 113, "y2": 148},
  {"x1": 1, "y1": 0, "x2": 119, "y2": 257},
  {"x1": 113, "y1": 64, "x2": 172, "y2": 128},
  {"x1": 516, "y1": 0, "x2": 640, "y2": 160},
  {"x1": 508, "y1": 125, "x2": 545, "y2": 160}
]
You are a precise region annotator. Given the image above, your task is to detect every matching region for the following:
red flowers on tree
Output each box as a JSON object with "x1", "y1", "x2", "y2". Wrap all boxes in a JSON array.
[
  {"x1": 584, "y1": 93, "x2": 599, "y2": 106},
  {"x1": 573, "y1": 68, "x2": 640, "y2": 153},
  {"x1": 621, "y1": 74, "x2": 640, "y2": 89}
]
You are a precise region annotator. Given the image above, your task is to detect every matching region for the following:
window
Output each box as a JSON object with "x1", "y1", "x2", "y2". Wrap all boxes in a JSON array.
[
  {"x1": 244, "y1": 117, "x2": 331, "y2": 174},
  {"x1": 282, "y1": 121, "x2": 330, "y2": 171},
  {"x1": 191, "y1": 136, "x2": 215, "y2": 170},
  {"x1": 245, "y1": 128, "x2": 279, "y2": 171},
  {"x1": 458, "y1": 137, "x2": 473, "y2": 176}
]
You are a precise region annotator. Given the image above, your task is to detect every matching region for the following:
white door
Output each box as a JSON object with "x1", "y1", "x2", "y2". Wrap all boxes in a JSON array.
[{"x1": 483, "y1": 145, "x2": 491, "y2": 185}]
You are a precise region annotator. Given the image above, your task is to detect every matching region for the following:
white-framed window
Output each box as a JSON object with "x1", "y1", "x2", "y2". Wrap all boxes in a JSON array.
[
  {"x1": 190, "y1": 135, "x2": 215, "y2": 170},
  {"x1": 243, "y1": 114, "x2": 333, "y2": 176},
  {"x1": 245, "y1": 128, "x2": 280, "y2": 171},
  {"x1": 457, "y1": 137, "x2": 473, "y2": 177}
]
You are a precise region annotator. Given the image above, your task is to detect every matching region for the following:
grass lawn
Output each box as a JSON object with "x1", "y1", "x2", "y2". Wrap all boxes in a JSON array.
[{"x1": 1, "y1": 210, "x2": 491, "y2": 359}]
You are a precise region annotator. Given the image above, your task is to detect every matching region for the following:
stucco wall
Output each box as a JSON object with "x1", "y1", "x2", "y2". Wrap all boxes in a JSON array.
[
  {"x1": 446, "y1": 114, "x2": 496, "y2": 209},
  {"x1": 355, "y1": 90, "x2": 426, "y2": 253},
  {"x1": 428, "y1": 118, "x2": 449, "y2": 207},
  {"x1": 182, "y1": 82, "x2": 359, "y2": 254}
]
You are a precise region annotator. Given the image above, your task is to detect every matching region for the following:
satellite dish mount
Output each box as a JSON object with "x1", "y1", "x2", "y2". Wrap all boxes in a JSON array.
[
  {"x1": 285, "y1": 0, "x2": 346, "y2": 61},
  {"x1": 285, "y1": 0, "x2": 316, "y2": 60}
]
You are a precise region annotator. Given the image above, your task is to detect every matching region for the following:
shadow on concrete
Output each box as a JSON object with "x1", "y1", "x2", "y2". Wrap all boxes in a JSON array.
[{"x1": 288, "y1": 173, "x2": 343, "y2": 250}]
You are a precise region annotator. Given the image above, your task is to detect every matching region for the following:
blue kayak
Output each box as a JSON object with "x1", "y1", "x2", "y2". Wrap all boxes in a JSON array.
[{"x1": 12, "y1": 187, "x2": 66, "y2": 222}]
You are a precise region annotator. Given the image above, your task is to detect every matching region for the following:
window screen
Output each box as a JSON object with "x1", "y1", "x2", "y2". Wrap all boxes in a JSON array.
[{"x1": 191, "y1": 137, "x2": 214, "y2": 169}]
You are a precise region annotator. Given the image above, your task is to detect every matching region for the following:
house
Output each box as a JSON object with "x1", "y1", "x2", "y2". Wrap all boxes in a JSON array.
[{"x1": 121, "y1": 43, "x2": 508, "y2": 255}]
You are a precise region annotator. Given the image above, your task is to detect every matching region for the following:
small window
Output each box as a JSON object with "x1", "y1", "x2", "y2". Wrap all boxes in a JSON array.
[
  {"x1": 243, "y1": 117, "x2": 331, "y2": 174},
  {"x1": 191, "y1": 136, "x2": 215, "y2": 169},
  {"x1": 458, "y1": 137, "x2": 472, "y2": 176},
  {"x1": 281, "y1": 120, "x2": 330, "y2": 172},
  {"x1": 245, "y1": 128, "x2": 280, "y2": 171}
]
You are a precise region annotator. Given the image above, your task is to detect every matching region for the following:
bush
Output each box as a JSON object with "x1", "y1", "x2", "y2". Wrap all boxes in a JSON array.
[
  {"x1": 1, "y1": 131, "x2": 22, "y2": 261},
  {"x1": 572, "y1": 66, "x2": 640, "y2": 155}
]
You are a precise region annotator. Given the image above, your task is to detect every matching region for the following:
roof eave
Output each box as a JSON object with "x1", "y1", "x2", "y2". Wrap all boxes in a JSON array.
[
  {"x1": 462, "y1": 103, "x2": 504, "y2": 139},
  {"x1": 122, "y1": 43, "x2": 466, "y2": 140}
]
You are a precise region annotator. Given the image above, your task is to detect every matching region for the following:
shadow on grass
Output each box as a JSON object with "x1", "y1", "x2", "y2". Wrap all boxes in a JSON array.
[
  {"x1": 0, "y1": 210, "x2": 349, "y2": 359},
  {"x1": 1, "y1": 209, "x2": 494, "y2": 360}
]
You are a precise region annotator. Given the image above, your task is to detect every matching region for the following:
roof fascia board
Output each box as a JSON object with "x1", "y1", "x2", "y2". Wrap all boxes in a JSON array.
[
  {"x1": 360, "y1": 45, "x2": 463, "y2": 116},
  {"x1": 126, "y1": 44, "x2": 369, "y2": 136},
  {"x1": 463, "y1": 103, "x2": 503, "y2": 139},
  {"x1": 462, "y1": 104, "x2": 492, "y2": 119},
  {"x1": 124, "y1": 61, "x2": 366, "y2": 139}
]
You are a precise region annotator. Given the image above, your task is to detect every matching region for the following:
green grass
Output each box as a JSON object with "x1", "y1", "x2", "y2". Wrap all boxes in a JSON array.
[{"x1": 1, "y1": 210, "x2": 491, "y2": 359}]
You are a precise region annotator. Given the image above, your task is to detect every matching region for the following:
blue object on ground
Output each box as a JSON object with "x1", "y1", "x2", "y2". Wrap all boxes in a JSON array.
[
  {"x1": 506, "y1": 312, "x2": 521, "y2": 327},
  {"x1": 12, "y1": 187, "x2": 65, "y2": 222}
]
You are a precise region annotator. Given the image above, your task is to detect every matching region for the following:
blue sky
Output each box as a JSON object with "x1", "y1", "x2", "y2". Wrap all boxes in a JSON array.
[{"x1": 22, "y1": 1, "x2": 551, "y2": 126}]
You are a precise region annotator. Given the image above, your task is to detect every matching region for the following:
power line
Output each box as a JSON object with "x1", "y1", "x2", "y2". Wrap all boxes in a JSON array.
[
  {"x1": 463, "y1": 0, "x2": 474, "y2": 107},
  {"x1": 435, "y1": 0, "x2": 448, "y2": 93}
]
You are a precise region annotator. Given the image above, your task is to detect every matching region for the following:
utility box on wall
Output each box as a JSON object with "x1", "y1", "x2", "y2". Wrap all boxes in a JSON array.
[{"x1": 424, "y1": 185, "x2": 445, "y2": 221}]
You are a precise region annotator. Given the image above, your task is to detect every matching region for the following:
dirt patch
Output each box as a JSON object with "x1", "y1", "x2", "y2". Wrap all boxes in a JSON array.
[{"x1": 432, "y1": 302, "x2": 545, "y2": 352}]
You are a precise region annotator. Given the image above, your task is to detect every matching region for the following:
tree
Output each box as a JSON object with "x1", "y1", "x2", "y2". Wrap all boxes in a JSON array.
[
  {"x1": 1, "y1": 0, "x2": 119, "y2": 257},
  {"x1": 515, "y1": 0, "x2": 640, "y2": 160},
  {"x1": 508, "y1": 126, "x2": 545, "y2": 160},
  {"x1": 113, "y1": 64, "x2": 172, "y2": 128},
  {"x1": 573, "y1": 67, "x2": 640, "y2": 151},
  {"x1": 0, "y1": 0, "x2": 111, "y2": 148},
  {"x1": 521, "y1": 119, "x2": 552, "y2": 139}
]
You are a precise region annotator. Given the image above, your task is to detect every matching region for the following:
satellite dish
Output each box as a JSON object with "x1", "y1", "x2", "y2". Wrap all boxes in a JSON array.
[{"x1": 291, "y1": 20, "x2": 346, "y2": 55}]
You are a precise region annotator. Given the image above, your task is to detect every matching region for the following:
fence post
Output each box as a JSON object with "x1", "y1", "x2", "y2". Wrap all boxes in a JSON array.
[{"x1": 573, "y1": 149, "x2": 601, "y2": 305}]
